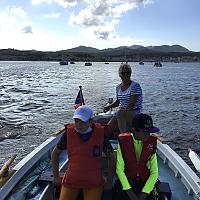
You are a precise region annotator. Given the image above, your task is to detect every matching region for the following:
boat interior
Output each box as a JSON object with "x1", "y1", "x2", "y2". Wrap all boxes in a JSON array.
[{"x1": 1, "y1": 114, "x2": 200, "y2": 200}]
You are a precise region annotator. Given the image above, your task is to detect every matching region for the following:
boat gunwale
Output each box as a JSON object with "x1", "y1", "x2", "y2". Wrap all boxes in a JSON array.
[
  {"x1": 1, "y1": 114, "x2": 200, "y2": 200},
  {"x1": 39, "y1": 153, "x2": 69, "y2": 199},
  {"x1": 0, "y1": 129, "x2": 65, "y2": 200},
  {"x1": 157, "y1": 141, "x2": 200, "y2": 198}
]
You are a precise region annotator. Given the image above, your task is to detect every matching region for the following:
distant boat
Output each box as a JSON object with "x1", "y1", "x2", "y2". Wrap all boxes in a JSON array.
[
  {"x1": 121, "y1": 61, "x2": 128, "y2": 64},
  {"x1": 70, "y1": 61, "x2": 75, "y2": 64},
  {"x1": 154, "y1": 61, "x2": 162, "y2": 67},
  {"x1": 85, "y1": 62, "x2": 92, "y2": 66},
  {"x1": 139, "y1": 61, "x2": 144, "y2": 65},
  {"x1": 59, "y1": 60, "x2": 68, "y2": 65},
  {"x1": 105, "y1": 62, "x2": 109, "y2": 64}
]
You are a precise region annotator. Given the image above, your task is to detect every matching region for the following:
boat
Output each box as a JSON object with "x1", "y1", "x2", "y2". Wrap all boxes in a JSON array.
[
  {"x1": 139, "y1": 61, "x2": 144, "y2": 65},
  {"x1": 105, "y1": 62, "x2": 109, "y2": 64},
  {"x1": 154, "y1": 62, "x2": 162, "y2": 67},
  {"x1": 70, "y1": 61, "x2": 75, "y2": 64},
  {"x1": 85, "y1": 62, "x2": 92, "y2": 66},
  {"x1": 0, "y1": 112, "x2": 200, "y2": 200},
  {"x1": 59, "y1": 60, "x2": 68, "y2": 65}
]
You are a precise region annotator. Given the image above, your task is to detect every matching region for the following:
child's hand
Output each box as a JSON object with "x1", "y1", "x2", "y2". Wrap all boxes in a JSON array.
[
  {"x1": 126, "y1": 189, "x2": 139, "y2": 200},
  {"x1": 103, "y1": 178, "x2": 113, "y2": 190},
  {"x1": 138, "y1": 192, "x2": 147, "y2": 200},
  {"x1": 53, "y1": 176, "x2": 62, "y2": 186}
]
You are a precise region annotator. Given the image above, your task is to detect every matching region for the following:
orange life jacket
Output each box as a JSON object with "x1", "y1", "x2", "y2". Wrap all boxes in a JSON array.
[
  {"x1": 62, "y1": 123, "x2": 105, "y2": 188},
  {"x1": 118, "y1": 133, "x2": 157, "y2": 182}
]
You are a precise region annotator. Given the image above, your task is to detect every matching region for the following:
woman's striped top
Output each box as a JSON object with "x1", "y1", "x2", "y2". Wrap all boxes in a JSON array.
[{"x1": 116, "y1": 80, "x2": 142, "y2": 112}]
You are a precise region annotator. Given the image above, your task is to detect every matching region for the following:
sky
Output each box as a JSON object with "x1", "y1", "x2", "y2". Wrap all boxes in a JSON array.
[{"x1": 0, "y1": 0, "x2": 200, "y2": 52}]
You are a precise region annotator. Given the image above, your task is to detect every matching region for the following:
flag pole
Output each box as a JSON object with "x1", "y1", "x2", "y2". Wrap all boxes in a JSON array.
[{"x1": 79, "y1": 85, "x2": 85, "y2": 105}]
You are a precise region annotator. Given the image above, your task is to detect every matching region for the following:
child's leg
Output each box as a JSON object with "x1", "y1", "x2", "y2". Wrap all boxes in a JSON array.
[
  {"x1": 59, "y1": 186, "x2": 81, "y2": 200},
  {"x1": 83, "y1": 187, "x2": 102, "y2": 200}
]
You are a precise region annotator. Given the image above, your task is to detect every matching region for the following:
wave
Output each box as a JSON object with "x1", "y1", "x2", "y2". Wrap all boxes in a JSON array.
[
  {"x1": 0, "y1": 126, "x2": 22, "y2": 142},
  {"x1": 18, "y1": 102, "x2": 44, "y2": 111},
  {"x1": 6, "y1": 87, "x2": 34, "y2": 94}
]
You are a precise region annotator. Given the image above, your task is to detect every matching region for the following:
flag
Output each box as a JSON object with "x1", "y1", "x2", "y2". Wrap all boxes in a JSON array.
[{"x1": 74, "y1": 89, "x2": 85, "y2": 109}]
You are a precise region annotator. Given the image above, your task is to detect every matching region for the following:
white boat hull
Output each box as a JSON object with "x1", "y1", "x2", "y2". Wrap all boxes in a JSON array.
[{"x1": 0, "y1": 114, "x2": 200, "y2": 200}]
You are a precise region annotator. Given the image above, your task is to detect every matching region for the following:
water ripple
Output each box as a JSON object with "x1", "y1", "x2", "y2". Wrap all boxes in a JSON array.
[{"x1": 0, "y1": 61, "x2": 200, "y2": 171}]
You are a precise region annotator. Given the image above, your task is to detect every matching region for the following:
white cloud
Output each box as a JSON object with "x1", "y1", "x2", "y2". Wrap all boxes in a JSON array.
[
  {"x1": 21, "y1": 25, "x2": 33, "y2": 34},
  {"x1": 32, "y1": 0, "x2": 80, "y2": 7},
  {"x1": 43, "y1": 13, "x2": 61, "y2": 18},
  {"x1": 68, "y1": 0, "x2": 152, "y2": 40},
  {"x1": 0, "y1": 28, "x2": 86, "y2": 51},
  {"x1": 32, "y1": 0, "x2": 53, "y2": 6},
  {"x1": 75, "y1": 29, "x2": 142, "y2": 49},
  {"x1": 143, "y1": 0, "x2": 154, "y2": 7},
  {"x1": 31, "y1": 0, "x2": 153, "y2": 41},
  {"x1": 0, "y1": 6, "x2": 28, "y2": 33},
  {"x1": 0, "y1": 0, "x2": 154, "y2": 50},
  {"x1": 6, "y1": 6, "x2": 27, "y2": 18},
  {"x1": 54, "y1": 0, "x2": 80, "y2": 8}
]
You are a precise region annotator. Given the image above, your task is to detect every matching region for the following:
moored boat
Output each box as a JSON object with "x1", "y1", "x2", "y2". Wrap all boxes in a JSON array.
[
  {"x1": 154, "y1": 61, "x2": 162, "y2": 67},
  {"x1": 0, "y1": 112, "x2": 200, "y2": 200},
  {"x1": 59, "y1": 60, "x2": 68, "y2": 65},
  {"x1": 85, "y1": 62, "x2": 92, "y2": 66}
]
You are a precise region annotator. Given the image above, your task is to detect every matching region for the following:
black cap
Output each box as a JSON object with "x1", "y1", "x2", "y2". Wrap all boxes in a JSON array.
[{"x1": 132, "y1": 114, "x2": 160, "y2": 133}]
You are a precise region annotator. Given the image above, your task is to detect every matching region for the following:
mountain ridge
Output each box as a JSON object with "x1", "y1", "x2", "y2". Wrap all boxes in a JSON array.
[
  {"x1": 65, "y1": 44, "x2": 190, "y2": 54},
  {"x1": 0, "y1": 44, "x2": 199, "y2": 62}
]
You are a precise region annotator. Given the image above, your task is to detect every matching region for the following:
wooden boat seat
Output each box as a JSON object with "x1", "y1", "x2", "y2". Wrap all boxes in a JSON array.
[{"x1": 38, "y1": 171, "x2": 64, "y2": 183}]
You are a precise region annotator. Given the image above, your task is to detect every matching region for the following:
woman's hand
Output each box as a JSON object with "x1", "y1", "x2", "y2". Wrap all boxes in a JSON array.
[{"x1": 103, "y1": 105, "x2": 111, "y2": 113}]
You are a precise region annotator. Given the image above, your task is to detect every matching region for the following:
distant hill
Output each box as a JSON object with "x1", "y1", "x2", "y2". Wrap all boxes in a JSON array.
[
  {"x1": 129, "y1": 45, "x2": 144, "y2": 50},
  {"x1": 146, "y1": 45, "x2": 190, "y2": 53},
  {"x1": 0, "y1": 45, "x2": 199, "y2": 62},
  {"x1": 66, "y1": 45, "x2": 100, "y2": 53},
  {"x1": 63, "y1": 44, "x2": 190, "y2": 55}
]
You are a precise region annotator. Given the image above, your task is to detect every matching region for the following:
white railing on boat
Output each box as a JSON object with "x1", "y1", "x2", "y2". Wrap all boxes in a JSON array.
[
  {"x1": 157, "y1": 141, "x2": 200, "y2": 199},
  {"x1": 0, "y1": 129, "x2": 65, "y2": 200}
]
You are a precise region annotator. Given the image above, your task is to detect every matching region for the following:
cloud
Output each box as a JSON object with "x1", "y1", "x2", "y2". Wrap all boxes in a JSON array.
[
  {"x1": 32, "y1": 0, "x2": 80, "y2": 7},
  {"x1": 31, "y1": 0, "x2": 153, "y2": 40},
  {"x1": 94, "y1": 30, "x2": 110, "y2": 40},
  {"x1": 0, "y1": 0, "x2": 154, "y2": 51},
  {"x1": 143, "y1": 0, "x2": 154, "y2": 7},
  {"x1": 0, "y1": 6, "x2": 28, "y2": 33},
  {"x1": 6, "y1": 6, "x2": 27, "y2": 18},
  {"x1": 54, "y1": 0, "x2": 80, "y2": 8},
  {"x1": 43, "y1": 13, "x2": 61, "y2": 18},
  {"x1": 68, "y1": 0, "x2": 152, "y2": 40},
  {"x1": 21, "y1": 25, "x2": 33, "y2": 34},
  {"x1": 32, "y1": 0, "x2": 53, "y2": 6}
]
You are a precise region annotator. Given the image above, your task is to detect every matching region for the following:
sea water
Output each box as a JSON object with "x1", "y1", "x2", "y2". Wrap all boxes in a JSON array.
[{"x1": 0, "y1": 61, "x2": 200, "y2": 171}]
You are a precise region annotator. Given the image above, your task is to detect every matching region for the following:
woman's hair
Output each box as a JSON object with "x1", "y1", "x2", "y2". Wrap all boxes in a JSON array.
[{"x1": 119, "y1": 63, "x2": 132, "y2": 74}]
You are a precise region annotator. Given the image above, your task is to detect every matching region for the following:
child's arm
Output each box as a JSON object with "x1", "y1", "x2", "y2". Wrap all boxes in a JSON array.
[
  {"x1": 116, "y1": 145, "x2": 132, "y2": 190},
  {"x1": 141, "y1": 153, "x2": 158, "y2": 194},
  {"x1": 105, "y1": 153, "x2": 115, "y2": 190},
  {"x1": 51, "y1": 146, "x2": 63, "y2": 186},
  {"x1": 103, "y1": 137, "x2": 116, "y2": 190},
  {"x1": 51, "y1": 132, "x2": 67, "y2": 186}
]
